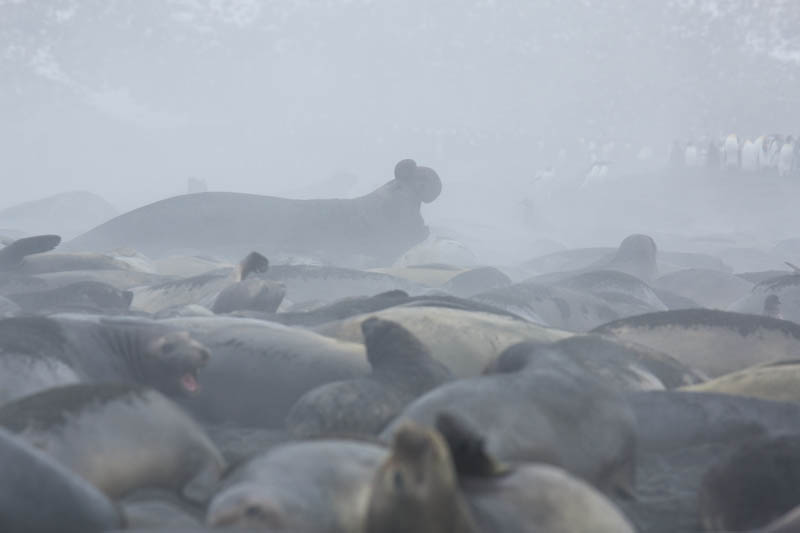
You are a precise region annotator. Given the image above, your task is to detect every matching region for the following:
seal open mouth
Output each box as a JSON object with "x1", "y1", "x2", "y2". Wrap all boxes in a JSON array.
[{"x1": 181, "y1": 371, "x2": 200, "y2": 393}]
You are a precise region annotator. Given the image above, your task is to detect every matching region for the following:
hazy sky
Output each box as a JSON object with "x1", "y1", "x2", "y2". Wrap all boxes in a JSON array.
[{"x1": 1, "y1": 0, "x2": 798, "y2": 216}]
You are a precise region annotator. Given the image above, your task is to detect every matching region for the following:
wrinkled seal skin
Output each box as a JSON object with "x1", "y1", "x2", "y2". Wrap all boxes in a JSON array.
[
  {"x1": 0, "y1": 315, "x2": 209, "y2": 404},
  {"x1": 0, "y1": 384, "x2": 226, "y2": 501},
  {"x1": 68, "y1": 160, "x2": 442, "y2": 266},
  {"x1": 0, "y1": 427, "x2": 122, "y2": 533}
]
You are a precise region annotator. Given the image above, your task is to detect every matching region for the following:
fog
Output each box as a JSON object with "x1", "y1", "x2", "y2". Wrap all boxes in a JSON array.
[{"x1": 2, "y1": 0, "x2": 800, "y2": 260}]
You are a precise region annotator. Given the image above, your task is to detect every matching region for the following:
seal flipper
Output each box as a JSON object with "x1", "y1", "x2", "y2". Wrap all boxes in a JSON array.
[
  {"x1": 434, "y1": 411, "x2": 509, "y2": 478},
  {"x1": 0, "y1": 234, "x2": 61, "y2": 271},
  {"x1": 360, "y1": 317, "x2": 451, "y2": 390},
  {"x1": 237, "y1": 252, "x2": 269, "y2": 281}
]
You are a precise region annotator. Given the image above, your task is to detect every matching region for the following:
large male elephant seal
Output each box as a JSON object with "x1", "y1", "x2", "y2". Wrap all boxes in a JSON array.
[
  {"x1": 68, "y1": 159, "x2": 442, "y2": 266},
  {"x1": 0, "y1": 427, "x2": 122, "y2": 532},
  {"x1": 0, "y1": 384, "x2": 226, "y2": 501}
]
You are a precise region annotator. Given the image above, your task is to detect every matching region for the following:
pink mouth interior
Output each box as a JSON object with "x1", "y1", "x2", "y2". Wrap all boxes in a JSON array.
[{"x1": 181, "y1": 373, "x2": 199, "y2": 392}]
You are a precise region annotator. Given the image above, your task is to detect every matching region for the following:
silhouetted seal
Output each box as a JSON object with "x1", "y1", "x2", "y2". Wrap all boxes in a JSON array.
[{"x1": 68, "y1": 159, "x2": 442, "y2": 266}]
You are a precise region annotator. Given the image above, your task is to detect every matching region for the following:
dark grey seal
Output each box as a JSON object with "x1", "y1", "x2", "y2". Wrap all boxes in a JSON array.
[
  {"x1": 381, "y1": 346, "x2": 636, "y2": 495},
  {"x1": 700, "y1": 433, "x2": 800, "y2": 532},
  {"x1": 285, "y1": 317, "x2": 452, "y2": 437},
  {"x1": 68, "y1": 159, "x2": 442, "y2": 266}
]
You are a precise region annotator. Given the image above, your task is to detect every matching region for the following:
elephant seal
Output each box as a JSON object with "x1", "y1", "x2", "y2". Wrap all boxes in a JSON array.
[
  {"x1": 68, "y1": 159, "x2": 442, "y2": 266},
  {"x1": 485, "y1": 335, "x2": 704, "y2": 390},
  {"x1": 0, "y1": 383, "x2": 226, "y2": 500},
  {"x1": 264, "y1": 264, "x2": 425, "y2": 306},
  {"x1": 0, "y1": 234, "x2": 61, "y2": 271},
  {"x1": 700, "y1": 433, "x2": 800, "y2": 531},
  {"x1": 554, "y1": 269, "x2": 667, "y2": 315},
  {"x1": 207, "y1": 439, "x2": 386, "y2": 531},
  {"x1": 381, "y1": 347, "x2": 636, "y2": 494},
  {"x1": 163, "y1": 316, "x2": 369, "y2": 427},
  {"x1": 439, "y1": 266, "x2": 512, "y2": 297},
  {"x1": 626, "y1": 390, "x2": 800, "y2": 454},
  {"x1": 315, "y1": 305, "x2": 571, "y2": 376},
  {"x1": 681, "y1": 360, "x2": 800, "y2": 403},
  {"x1": 602, "y1": 233, "x2": 659, "y2": 281},
  {"x1": 472, "y1": 280, "x2": 620, "y2": 331},
  {"x1": 0, "y1": 427, "x2": 122, "y2": 532},
  {"x1": 367, "y1": 416, "x2": 635, "y2": 533},
  {"x1": 132, "y1": 251, "x2": 280, "y2": 314},
  {"x1": 729, "y1": 273, "x2": 800, "y2": 323},
  {"x1": 592, "y1": 309, "x2": 800, "y2": 378},
  {"x1": 286, "y1": 317, "x2": 452, "y2": 437},
  {"x1": 6, "y1": 281, "x2": 134, "y2": 314},
  {"x1": 654, "y1": 268, "x2": 753, "y2": 309},
  {"x1": 211, "y1": 277, "x2": 285, "y2": 314},
  {"x1": 0, "y1": 315, "x2": 209, "y2": 404}
]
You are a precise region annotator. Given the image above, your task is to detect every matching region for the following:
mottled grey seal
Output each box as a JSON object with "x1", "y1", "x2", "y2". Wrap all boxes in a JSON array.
[
  {"x1": 132, "y1": 251, "x2": 281, "y2": 314},
  {"x1": 592, "y1": 309, "x2": 800, "y2": 378},
  {"x1": 700, "y1": 433, "x2": 800, "y2": 531},
  {"x1": 163, "y1": 316, "x2": 369, "y2": 427},
  {"x1": 367, "y1": 416, "x2": 635, "y2": 533},
  {"x1": 315, "y1": 305, "x2": 571, "y2": 377},
  {"x1": 381, "y1": 347, "x2": 636, "y2": 495},
  {"x1": 0, "y1": 315, "x2": 209, "y2": 404},
  {"x1": 207, "y1": 439, "x2": 386, "y2": 531},
  {"x1": 285, "y1": 317, "x2": 452, "y2": 438},
  {"x1": 0, "y1": 427, "x2": 122, "y2": 532},
  {"x1": 68, "y1": 159, "x2": 442, "y2": 266},
  {"x1": 0, "y1": 383, "x2": 226, "y2": 500}
]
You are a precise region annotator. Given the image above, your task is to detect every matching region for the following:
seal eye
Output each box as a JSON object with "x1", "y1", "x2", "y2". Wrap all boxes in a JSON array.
[
  {"x1": 161, "y1": 342, "x2": 177, "y2": 353},
  {"x1": 244, "y1": 504, "x2": 267, "y2": 520}
]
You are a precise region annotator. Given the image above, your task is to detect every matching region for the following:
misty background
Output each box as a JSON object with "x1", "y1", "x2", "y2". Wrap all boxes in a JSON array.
[{"x1": 2, "y1": 0, "x2": 800, "y2": 263}]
